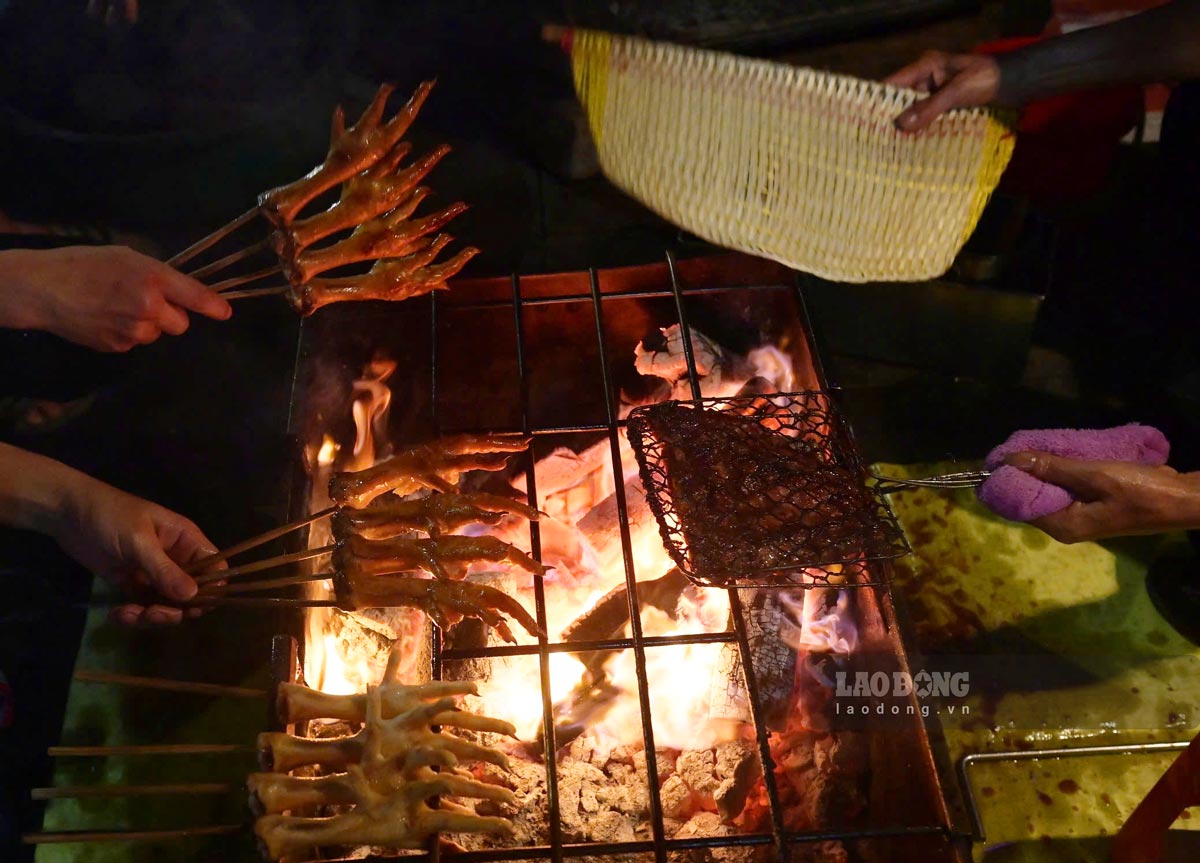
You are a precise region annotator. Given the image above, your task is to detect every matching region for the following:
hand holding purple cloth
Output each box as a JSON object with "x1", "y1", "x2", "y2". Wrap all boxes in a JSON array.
[{"x1": 977, "y1": 424, "x2": 1170, "y2": 522}]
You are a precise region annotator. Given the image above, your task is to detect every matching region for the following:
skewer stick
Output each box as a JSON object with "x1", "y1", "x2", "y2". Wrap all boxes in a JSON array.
[
  {"x1": 200, "y1": 571, "x2": 334, "y2": 596},
  {"x1": 209, "y1": 263, "x2": 283, "y2": 293},
  {"x1": 167, "y1": 207, "x2": 259, "y2": 269},
  {"x1": 193, "y1": 544, "x2": 336, "y2": 586},
  {"x1": 77, "y1": 597, "x2": 342, "y2": 610},
  {"x1": 222, "y1": 284, "x2": 292, "y2": 301},
  {"x1": 183, "y1": 596, "x2": 342, "y2": 609},
  {"x1": 73, "y1": 670, "x2": 266, "y2": 699},
  {"x1": 48, "y1": 744, "x2": 253, "y2": 757},
  {"x1": 186, "y1": 238, "x2": 270, "y2": 280},
  {"x1": 31, "y1": 783, "x2": 236, "y2": 800},
  {"x1": 23, "y1": 825, "x2": 243, "y2": 844},
  {"x1": 188, "y1": 506, "x2": 337, "y2": 575}
]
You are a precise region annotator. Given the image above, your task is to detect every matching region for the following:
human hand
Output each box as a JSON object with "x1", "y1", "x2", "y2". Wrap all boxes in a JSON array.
[
  {"x1": 49, "y1": 475, "x2": 218, "y2": 625},
  {"x1": 884, "y1": 51, "x2": 1002, "y2": 133},
  {"x1": 1004, "y1": 452, "x2": 1200, "y2": 543},
  {"x1": 2, "y1": 245, "x2": 231, "y2": 352}
]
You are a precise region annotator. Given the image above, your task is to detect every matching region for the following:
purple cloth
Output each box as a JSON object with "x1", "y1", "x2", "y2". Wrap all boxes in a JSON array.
[{"x1": 976, "y1": 424, "x2": 1170, "y2": 522}]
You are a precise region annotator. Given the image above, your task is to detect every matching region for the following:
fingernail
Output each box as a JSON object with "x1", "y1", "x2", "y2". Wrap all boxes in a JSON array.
[
  {"x1": 1005, "y1": 453, "x2": 1038, "y2": 471},
  {"x1": 113, "y1": 607, "x2": 140, "y2": 626},
  {"x1": 170, "y1": 579, "x2": 198, "y2": 601},
  {"x1": 146, "y1": 607, "x2": 177, "y2": 625}
]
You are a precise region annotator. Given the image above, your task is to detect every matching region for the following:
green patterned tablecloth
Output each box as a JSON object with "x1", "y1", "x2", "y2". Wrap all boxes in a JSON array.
[{"x1": 879, "y1": 462, "x2": 1200, "y2": 862}]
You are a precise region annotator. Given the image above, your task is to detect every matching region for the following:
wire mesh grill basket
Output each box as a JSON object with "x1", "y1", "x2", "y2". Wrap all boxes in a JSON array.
[{"x1": 626, "y1": 391, "x2": 910, "y2": 588}]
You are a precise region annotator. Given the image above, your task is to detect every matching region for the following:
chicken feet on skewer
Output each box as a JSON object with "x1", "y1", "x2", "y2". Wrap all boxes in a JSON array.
[
  {"x1": 329, "y1": 433, "x2": 531, "y2": 509},
  {"x1": 289, "y1": 237, "x2": 479, "y2": 314},
  {"x1": 259, "y1": 680, "x2": 513, "y2": 771},
  {"x1": 333, "y1": 570, "x2": 542, "y2": 644},
  {"x1": 277, "y1": 679, "x2": 496, "y2": 726},
  {"x1": 252, "y1": 681, "x2": 516, "y2": 860},
  {"x1": 334, "y1": 534, "x2": 549, "y2": 580},
  {"x1": 332, "y1": 490, "x2": 541, "y2": 539},
  {"x1": 285, "y1": 143, "x2": 453, "y2": 254},
  {"x1": 259, "y1": 80, "x2": 436, "y2": 226},
  {"x1": 254, "y1": 764, "x2": 513, "y2": 859}
]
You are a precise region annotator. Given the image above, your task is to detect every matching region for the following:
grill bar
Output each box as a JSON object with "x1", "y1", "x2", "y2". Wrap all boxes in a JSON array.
[
  {"x1": 440, "y1": 630, "x2": 736, "y2": 661},
  {"x1": 443, "y1": 281, "x2": 792, "y2": 312},
  {"x1": 664, "y1": 250, "x2": 789, "y2": 857},
  {"x1": 429, "y1": 289, "x2": 447, "y2": 863},
  {"x1": 355, "y1": 825, "x2": 952, "y2": 861},
  {"x1": 511, "y1": 272, "x2": 566, "y2": 863},
  {"x1": 588, "y1": 266, "x2": 669, "y2": 863}
]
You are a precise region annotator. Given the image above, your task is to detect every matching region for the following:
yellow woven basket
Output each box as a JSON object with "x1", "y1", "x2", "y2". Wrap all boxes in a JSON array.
[{"x1": 569, "y1": 29, "x2": 1015, "y2": 283}]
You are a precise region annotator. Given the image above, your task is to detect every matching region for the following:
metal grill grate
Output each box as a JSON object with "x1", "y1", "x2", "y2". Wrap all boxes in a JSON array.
[
  {"x1": 626, "y1": 391, "x2": 911, "y2": 588},
  {"x1": 299, "y1": 251, "x2": 952, "y2": 862}
]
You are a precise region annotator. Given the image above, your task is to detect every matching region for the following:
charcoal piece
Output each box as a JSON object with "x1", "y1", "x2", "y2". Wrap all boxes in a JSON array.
[{"x1": 707, "y1": 589, "x2": 797, "y2": 730}]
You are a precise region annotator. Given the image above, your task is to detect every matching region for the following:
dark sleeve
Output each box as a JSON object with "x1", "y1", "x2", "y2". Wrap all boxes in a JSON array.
[{"x1": 996, "y1": 0, "x2": 1200, "y2": 106}]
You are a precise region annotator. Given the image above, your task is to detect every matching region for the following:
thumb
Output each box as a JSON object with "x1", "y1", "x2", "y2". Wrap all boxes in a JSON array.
[
  {"x1": 1003, "y1": 451, "x2": 1104, "y2": 499},
  {"x1": 895, "y1": 84, "x2": 963, "y2": 133},
  {"x1": 131, "y1": 532, "x2": 198, "y2": 602}
]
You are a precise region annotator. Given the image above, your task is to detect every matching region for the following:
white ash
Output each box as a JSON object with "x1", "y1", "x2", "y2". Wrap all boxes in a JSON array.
[
  {"x1": 454, "y1": 734, "x2": 765, "y2": 857},
  {"x1": 708, "y1": 590, "x2": 798, "y2": 730},
  {"x1": 631, "y1": 325, "x2": 725, "y2": 403},
  {"x1": 668, "y1": 812, "x2": 760, "y2": 863}
]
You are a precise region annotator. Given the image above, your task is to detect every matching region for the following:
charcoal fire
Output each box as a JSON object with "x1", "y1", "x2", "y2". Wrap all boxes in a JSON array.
[{"x1": 293, "y1": 321, "x2": 871, "y2": 859}]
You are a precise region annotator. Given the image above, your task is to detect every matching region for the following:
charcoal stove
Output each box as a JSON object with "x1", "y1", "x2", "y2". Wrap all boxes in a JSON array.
[{"x1": 271, "y1": 251, "x2": 966, "y2": 863}]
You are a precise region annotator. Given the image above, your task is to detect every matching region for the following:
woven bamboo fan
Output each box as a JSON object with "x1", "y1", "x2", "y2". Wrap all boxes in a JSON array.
[{"x1": 563, "y1": 28, "x2": 1015, "y2": 283}]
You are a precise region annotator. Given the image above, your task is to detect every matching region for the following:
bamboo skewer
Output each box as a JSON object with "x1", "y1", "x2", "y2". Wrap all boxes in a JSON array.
[
  {"x1": 193, "y1": 544, "x2": 335, "y2": 586},
  {"x1": 221, "y1": 284, "x2": 293, "y2": 301},
  {"x1": 184, "y1": 596, "x2": 342, "y2": 608},
  {"x1": 31, "y1": 783, "x2": 236, "y2": 800},
  {"x1": 186, "y1": 238, "x2": 269, "y2": 280},
  {"x1": 210, "y1": 263, "x2": 283, "y2": 293},
  {"x1": 73, "y1": 670, "x2": 266, "y2": 699},
  {"x1": 48, "y1": 744, "x2": 254, "y2": 757},
  {"x1": 78, "y1": 597, "x2": 342, "y2": 610},
  {"x1": 201, "y1": 571, "x2": 334, "y2": 596},
  {"x1": 23, "y1": 825, "x2": 244, "y2": 844},
  {"x1": 167, "y1": 207, "x2": 259, "y2": 269},
  {"x1": 187, "y1": 506, "x2": 336, "y2": 575}
]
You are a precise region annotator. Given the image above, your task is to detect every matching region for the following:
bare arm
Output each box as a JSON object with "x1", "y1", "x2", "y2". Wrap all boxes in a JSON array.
[
  {"x1": 888, "y1": 0, "x2": 1200, "y2": 131},
  {"x1": 0, "y1": 442, "x2": 215, "y2": 624}
]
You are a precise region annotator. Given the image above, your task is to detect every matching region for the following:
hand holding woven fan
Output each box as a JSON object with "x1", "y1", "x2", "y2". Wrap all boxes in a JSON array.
[{"x1": 549, "y1": 27, "x2": 1015, "y2": 283}]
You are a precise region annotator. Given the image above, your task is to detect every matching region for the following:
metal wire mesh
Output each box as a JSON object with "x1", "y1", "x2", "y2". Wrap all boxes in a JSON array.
[{"x1": 627, "y1": 391, "x2": 910, "y2": 588}]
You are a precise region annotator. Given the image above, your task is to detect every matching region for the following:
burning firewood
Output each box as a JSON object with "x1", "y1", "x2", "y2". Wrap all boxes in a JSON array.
[
  {"x1": 532, "y1": 568, "x2": 691, "y2": 753},
  {"x1": 251, "y1": 660, "x2": 517, "y2": 860}
]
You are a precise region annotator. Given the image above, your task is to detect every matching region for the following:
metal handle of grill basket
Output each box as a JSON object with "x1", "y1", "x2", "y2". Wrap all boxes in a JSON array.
[{"x1": 869, "y1": 470, "x2": 991, "y2": 495}]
